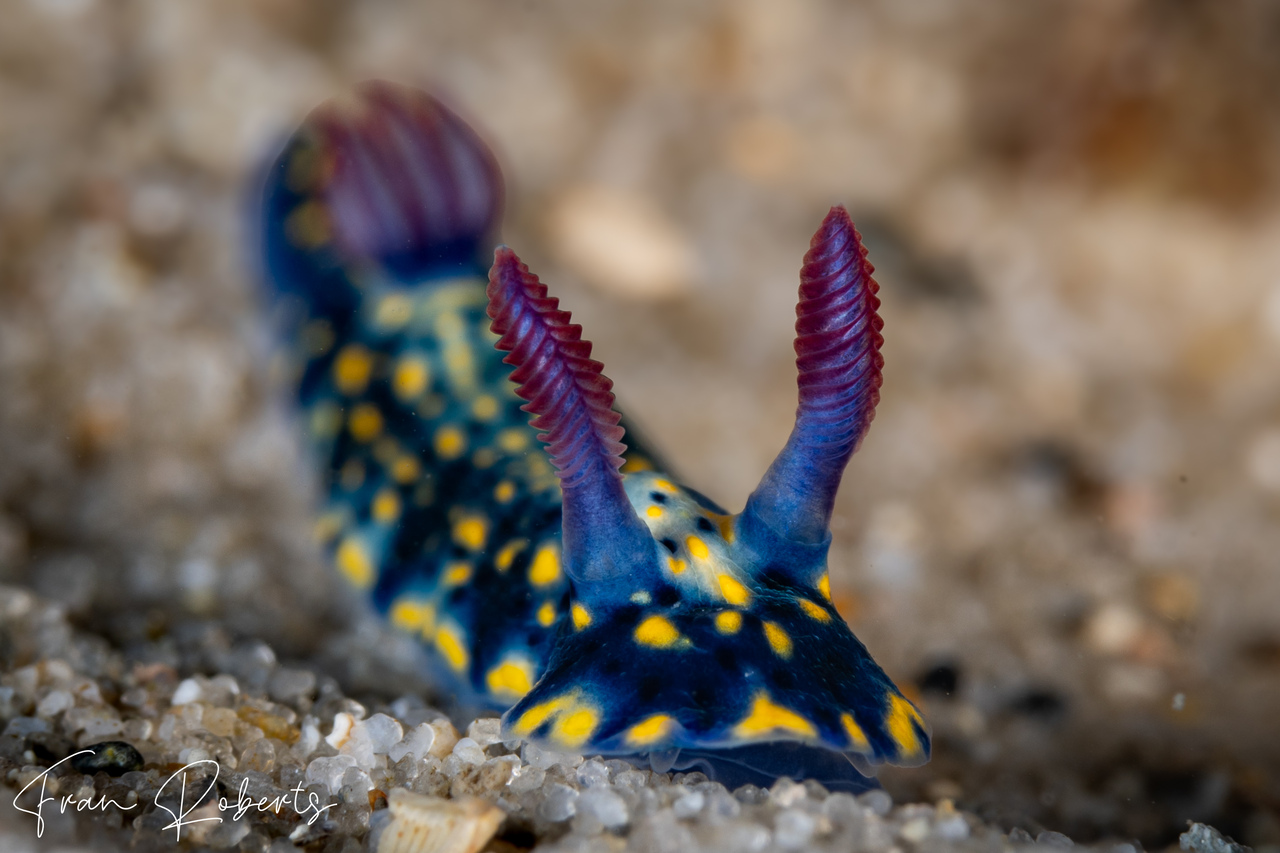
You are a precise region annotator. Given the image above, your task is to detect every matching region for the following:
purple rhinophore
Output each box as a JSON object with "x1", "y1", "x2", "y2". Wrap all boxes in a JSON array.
[{"x1": 743, "y1": 206, "x2": 884, "y2": 550}]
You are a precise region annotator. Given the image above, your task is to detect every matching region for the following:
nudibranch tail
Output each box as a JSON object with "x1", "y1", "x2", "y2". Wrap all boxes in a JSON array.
[
  {"x1": 487, "y1": 248, "x2": 662, "y2": 600},
  {"x1": 743, "y1": 206, "x2": 884, "y2": 555},
  {"x1": 309, "y1": 81, "x2": 504, "y2": 272},
  {"x1": 261, "y1": 81, "x2": 504, "y2": 332}
]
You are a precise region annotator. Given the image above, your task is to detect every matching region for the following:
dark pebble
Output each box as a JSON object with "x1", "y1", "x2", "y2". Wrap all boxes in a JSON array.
[
  {"x1": 917, "y1": 661, "x2": 961, "y2": 697},
  {"x1": 1009, "y1": 688, "x2": 1067, "y2": 719},
  {"x1": 70, "y1": 740, "x2": 145, "y2": 776}
]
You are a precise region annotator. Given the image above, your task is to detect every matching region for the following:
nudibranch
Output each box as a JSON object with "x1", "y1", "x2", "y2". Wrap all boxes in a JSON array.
[{"x1": 260, "y1": 81, "x2": 928, "y2": 792}]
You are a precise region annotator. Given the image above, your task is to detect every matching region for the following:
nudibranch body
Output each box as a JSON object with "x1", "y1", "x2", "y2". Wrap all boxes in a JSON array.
[{"x1": 260, "y1": 81, "x2": 928, "y2": 792}]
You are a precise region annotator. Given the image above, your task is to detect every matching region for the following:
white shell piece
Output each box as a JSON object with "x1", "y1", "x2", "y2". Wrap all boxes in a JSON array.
[{"x1": 377, "y1": 788, "x2": 504, "y2": 853}]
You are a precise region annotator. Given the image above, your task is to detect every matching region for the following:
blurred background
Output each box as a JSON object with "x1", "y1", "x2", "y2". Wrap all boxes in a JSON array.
[{"x1": 1, "y1": 0, "x2": 1279, "y2": 847}]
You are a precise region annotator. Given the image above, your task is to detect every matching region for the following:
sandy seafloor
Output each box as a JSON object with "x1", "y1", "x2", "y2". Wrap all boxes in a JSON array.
[{"x1": 1, "y1": 1, "x2": 1279, "y2": 851}]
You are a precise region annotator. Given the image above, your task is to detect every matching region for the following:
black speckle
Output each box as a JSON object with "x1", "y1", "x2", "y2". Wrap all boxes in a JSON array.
[
  {"x1": 639, "y1": 676, "x2": 662, "y2": 702},
  {"x1": 655, "y1": 587, "x2": 681, "y2": 607},
  {"x1": 772, "y1": 668, "x2": 795, "y2": 690},
  {"x1": 917, "y1": 661, "x2": 961, "y2": 697},
  {"x1": 1008, "y1": 687, "x2": 1067, "y2": 719},
  {"x1": 660, "y1": 538, "x2": 678, "y2": 554},
  {"x1": 71, "y1": 741, "x2": 145, "y2": 777},
  {"x1": 696, "y1": 517, "x2": 715, "y2": 533},
  {"x1": 650, "y1": 491, "x2": 668, "y2": 504},
  {"x1": 714, "y1": 646, "x2": 738, "y2": 672}
]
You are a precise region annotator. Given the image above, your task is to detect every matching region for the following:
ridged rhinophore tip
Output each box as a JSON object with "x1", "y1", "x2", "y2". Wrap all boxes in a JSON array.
[
  {"x1": 795, "y1": 205, "x2": 884, "y2": 434},
  {"x1": 486, "y1": 248, "x2": 658, "y2": 594},
  {"x1": 486, "y1": 248, "x2": 627, "y2": 488},
  {"x1": 743, "y1": 205, "x2": 884, "y2": 550},
  {"x1": 304, "y1": 80, "x2": 504, "y2": 270}
]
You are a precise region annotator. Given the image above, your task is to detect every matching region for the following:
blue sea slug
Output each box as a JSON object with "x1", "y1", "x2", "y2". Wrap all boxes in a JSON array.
[{"x1": 258, "y1": 81, "x2": 928, "y2": 793}]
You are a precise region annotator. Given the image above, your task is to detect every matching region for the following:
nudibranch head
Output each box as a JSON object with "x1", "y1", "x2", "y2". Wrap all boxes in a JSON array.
[{"x1": 488, "y1": 209, "x2": 928, "y2": 771}]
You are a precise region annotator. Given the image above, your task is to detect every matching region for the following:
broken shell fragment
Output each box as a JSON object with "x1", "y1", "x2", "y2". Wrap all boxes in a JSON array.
[{"x1": 377, "y1": 788, "x2": 504, "y2": 853}]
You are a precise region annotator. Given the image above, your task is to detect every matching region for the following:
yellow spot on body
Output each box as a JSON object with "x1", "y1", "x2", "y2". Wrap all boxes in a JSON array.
[
  {"x1": 391, "y1": 455, "x2": 421, "y2": 483},
  {"x1": 763, "y1": 621, "x2": 793, "y2": 658},
  {"x1": 374, "y1": 294, "x2": 413, "y2": 329},
  {"x1": 371, "y1": 489, "x2": 401, "y2": 524},
  {"x1": 653, "y1": 479, "x2": 676, "y2": 491},
  {"x1": 300, "y1": 320, "x2": 334, "y2": 356},
  {"x1": 348, "y1": 403, "x2": 383, "y2": 442},
  {"x1": 471, "y1": 394, "x2": 499, "y2": 420},
  {"x1": 336, "y1": 538, "x2": 374, "y2": 589},
  {"x1": 536, "y1": 600, "x2": 557, "y2": 627},
  {"x1": 494, "y1": 539, "x2": 525, "y2": 572},
  {"x1": 625, "y1": 714, "x2": 676, "y2": 747},
  {"x1": 435, "y1": 311, "x2": 465, "y2": 338},
  {"x1": 717, "y1": 574, "x2": 751, "y2": 606},
  {"x1": 443, "y1": 341, "x2": 475, "y2": 393},
  {"x1": 529, "y1": 544, "x2": 561, "y2": 586},
  {"x1": 373, "y1": 437, "x2": 400, "y2": 465},
  {"x1": 716, "y1": 514, "x2": 736, "y2": 543},
  {"x1": 571, "y1": 602, "x2": 592, "y2": 630},
  {"x1": 485, "y1": 659, "x2": 533, "y2": 700},
  {"x1": 286, "y1": 147, "x2": 322, "y2": 192},
  {"x1": 340, "y1": 459, "x2": 365, "y2": 490},
  {"x1": 635, "y1": 615, "x2": 684, "y2": 648},
  {"x1": 732, "y1": 693, "x2": 817, "y2": 740},
  {"x1": 686, "y1": 536, "x2": 709, "y2": 560},
  {"x1": 818, "y1": 574, "x2": 831, "y2": 600},
  {"x1": 668, "y1": 557, "x2": 686, "y2": 575},
  {"x1": 494, "y1": 481, "x2": 516, "y2": 503},
  {"x1": 472, "y1": 448, "x2": 496, "y2": 468},
  {"x1": 554, "y1": 708, "x2": 599, "y2": 748},
  {"x1": 841, "y1": 713, "x2": 871, "y2": 752},
  {"x1": 511, "y1": 697, "x2": 568, "y2": 736},
  {"x1": 714, "y1": 611, "x2": 742, "y2": 635},
  {"x1": 313, "y1": 512, "x2": 344, "y2": 544},
  {"x1": 309, "y1": 402, "x2": 342, "y2": 438},
  {"x1": 646, "y1": 506, "x2": 663, "y2": 518},
  {"x1": 452, "y1": 515, "x2": 488, "y2": 551},
  {"x1": 798, "y1": 598, "x2": 832, "y2": 622},
  {"x1": 390, "y1": 599, "x2": 436, "y2": 636},
  {"x1": 417, "y1": 395, "x2": 446, "y2": 419},
  {"x1": 497, "y1": 428, "x2": 529, "y2": 453},
  {"x1": 435, "y1": 624, "x2": 470, "y2": 672},
  {"x1": 631, "y1": 591, "x2": 652, "y2": 605},
  {"x1": 442, "y1": 562, "x2": 472, "y2": 586},
  {"x1": 285, "y1": 200, "x2": 331, "y2": 248},
  {"x1": 621, "y1": 455, "x2": 653, "y2": 472},
  {"x1": 392, "y1": 356, "x2": 430, "y2": 401},
  {"x1": 434, "y1": 426, "x2": 467, "y2": 460},
  {"x1": 886, "y1": 694, "x2": 925, "y2": 759},
  {"x1": 333, "y1": 344, "x2": 373, "y2": 396}
]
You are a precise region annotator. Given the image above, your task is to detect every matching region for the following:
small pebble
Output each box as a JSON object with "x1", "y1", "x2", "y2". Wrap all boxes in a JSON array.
[
  {"x1": 1038, "y1": 830, "x2": 1075, "y2": 848},
  {"x1": 71, "y1": 740, "x2": 145, "y2": 776},
  {"x1": 451, "y1": 737, "x2": 485, "y2": 766},
  {"x1": 539, "y1": 783, "x2": 579, "y2": 823},
  {"x1": 775, "y1": 809, "x2": 817, "y2": 849},
  {"x1": 860, "y1": 788, "x2": 893, "y2": 817},
  {"x1": 578, "y1": 787, "x2": 630, "y2": 829},
  {"x1": 388, "y1": 723, "x2": 436, "y2": 763}
]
